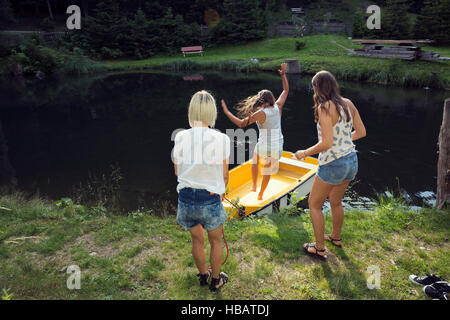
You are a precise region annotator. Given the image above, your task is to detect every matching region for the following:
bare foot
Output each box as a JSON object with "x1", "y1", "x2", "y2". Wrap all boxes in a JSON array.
[
  {"x1": 251, "y1": 185, "x2": 257, "y2": 192},
  {"x1": 257, "y1": 193, "x2": 263, "y2": 200}
]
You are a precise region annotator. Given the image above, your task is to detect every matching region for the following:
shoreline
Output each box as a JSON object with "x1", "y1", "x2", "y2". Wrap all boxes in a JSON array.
[{"x1": 2, "y1": 35, "x2": 449, "y2": 89}]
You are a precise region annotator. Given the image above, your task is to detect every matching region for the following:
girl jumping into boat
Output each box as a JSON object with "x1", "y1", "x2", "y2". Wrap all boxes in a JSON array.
[{"x1": 221, "y1": 63, "x2": 289, "y2": 201}]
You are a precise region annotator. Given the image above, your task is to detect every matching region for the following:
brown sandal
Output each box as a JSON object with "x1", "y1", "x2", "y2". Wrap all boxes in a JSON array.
[
  {"x1": 325, "y1": 235, "x2": 342, "y2": 248},
  {"x1": 303, "y1": 243, "x2": 327, "y2": 260}
]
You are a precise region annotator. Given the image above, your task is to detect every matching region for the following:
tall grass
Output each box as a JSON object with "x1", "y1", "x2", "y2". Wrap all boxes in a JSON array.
[
  {"x1": 160, "y1": 59, "x2": 259, "y2": 73},
  {"x1": 60, "y1": 54, "x2": 107, "y2": 75}
]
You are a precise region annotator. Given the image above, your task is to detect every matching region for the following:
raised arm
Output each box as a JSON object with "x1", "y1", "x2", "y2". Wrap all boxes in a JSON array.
[
  {"x1": 221, "y1": 99, "x2": 265, "y2": 128},
  {"x1": 275, "y1": 63, "x2": 289, "y2": 113}
]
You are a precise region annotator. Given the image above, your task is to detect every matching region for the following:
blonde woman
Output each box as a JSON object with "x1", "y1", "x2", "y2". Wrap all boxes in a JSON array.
[
  {"x1": 173, "y1": 90, "x2": 230, "y2": 291},
  {"x1": 221, "y1": 63, "x2": 289, "y2": 200},
  {"x1": 294, "y1": 71, "x2": 366, "y2": 260}
]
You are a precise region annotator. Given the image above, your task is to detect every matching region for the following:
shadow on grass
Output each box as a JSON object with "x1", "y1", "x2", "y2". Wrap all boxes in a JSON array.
[{"x1": 248, "y1": 212, "x2": 386, "y2": 299}]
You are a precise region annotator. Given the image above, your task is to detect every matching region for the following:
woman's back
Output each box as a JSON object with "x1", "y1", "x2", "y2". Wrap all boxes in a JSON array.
[
  {"x1": 174, "y1": 127, "x2": 230, "y2": 194},
  {"x1": 317, "y1": 100, "x2": 355, "y2": 165},
  {"x1": 256, "y1": 105, "x2": 283, "y2": 143}
]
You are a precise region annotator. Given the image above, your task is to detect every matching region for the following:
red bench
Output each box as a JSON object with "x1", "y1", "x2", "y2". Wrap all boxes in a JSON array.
[{"x1": 181, "y1": 46, "x2": 203, "y2": 57}]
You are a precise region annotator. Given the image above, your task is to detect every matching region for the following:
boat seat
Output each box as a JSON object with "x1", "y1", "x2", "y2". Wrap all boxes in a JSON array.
[{"x1": 279, "y1": 157, "x2": 317, "y2": 170}]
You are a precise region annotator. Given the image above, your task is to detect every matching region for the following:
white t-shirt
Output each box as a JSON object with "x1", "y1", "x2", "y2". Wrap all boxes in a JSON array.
[{"x1": 173, "y1": 127, "x2": 230, "y2": 195}]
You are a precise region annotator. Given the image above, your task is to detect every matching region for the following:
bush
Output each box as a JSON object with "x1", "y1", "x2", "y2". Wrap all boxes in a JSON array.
[
  {"x1": 0, "y1": 41, "x2": 9, "y2": 58},
  {"x1": 40, "y1": 17, "x2": 55, "y2": 32},
  {"x1": 295, "y1": 40, "x2": 306, "y2": 51},
  {"x1": 60, "y1": 48, "x2": 107, "y2": 74},
  {"x1": 7, "y1": 39, "x2": 62, "y2": 74},
  {"x1": 100, "y1": 46, "x2": 124, "y2": 59}
]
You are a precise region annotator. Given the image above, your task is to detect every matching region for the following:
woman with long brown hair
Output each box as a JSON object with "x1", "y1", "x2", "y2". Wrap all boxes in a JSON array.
[
  {"x1": 294, "y1": 70, "x2": 366, "y2": 260},
  {"x1": 222, "y1": 63, "x2": 289, "y2": 200}
]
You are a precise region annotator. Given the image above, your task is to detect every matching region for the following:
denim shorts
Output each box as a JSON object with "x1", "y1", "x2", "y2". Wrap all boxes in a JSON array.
[
  {"x1": 317, "y1": 152, "x2": 358, "y2": 185},
  {"x1": 177, "y1": 188, "x2": 227, "y2": 231}
]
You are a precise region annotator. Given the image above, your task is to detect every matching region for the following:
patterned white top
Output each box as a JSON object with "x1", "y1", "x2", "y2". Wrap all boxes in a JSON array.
[{"x1": 317, "y1": 105, "x2": 356, "y2": 166}]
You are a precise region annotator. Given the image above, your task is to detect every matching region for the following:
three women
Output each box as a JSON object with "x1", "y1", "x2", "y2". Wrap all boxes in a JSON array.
[{"x1": 173, "y1": 68, "x2": 366, "y2": 292}]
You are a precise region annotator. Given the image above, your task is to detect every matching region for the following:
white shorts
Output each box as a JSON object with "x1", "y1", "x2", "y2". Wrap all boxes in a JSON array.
[{"x1": 255, "y1": 140, "x2": 283, "y2": 160}]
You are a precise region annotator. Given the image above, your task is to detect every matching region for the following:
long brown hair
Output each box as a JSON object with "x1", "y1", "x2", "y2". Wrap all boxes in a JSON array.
[
  {"x1": 235, "y1": 89, "x2": 276, "y2": 119},
  {"x1": 312, "y1": 71, "x2": 350, "y2": 123}
]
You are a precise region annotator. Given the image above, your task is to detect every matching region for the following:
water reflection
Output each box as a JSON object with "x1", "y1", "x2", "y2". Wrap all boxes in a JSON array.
[{"x1": 0, "y1": 72, "x2": 447, "y2": 210}]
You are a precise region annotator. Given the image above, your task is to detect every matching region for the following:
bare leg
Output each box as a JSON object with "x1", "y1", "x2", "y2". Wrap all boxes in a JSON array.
[
  {"x1": 189, "y1": 224, "x2": 207, "y2": 275},
  {"x1": 306, "y1": 176, "x2": 334, "y2": 257},
  {"x1": 326, "y1": 180, "x2": 351, "y2": 246},
  {"x1": 258, "y1": 158, "x2": 272, "y2": 200},
  {"x1": 207, "y1": 225, "x2": 223, "y2": 279},
  {"x1": 251, "y1": 152, "x2": 259, "y2": 192}
]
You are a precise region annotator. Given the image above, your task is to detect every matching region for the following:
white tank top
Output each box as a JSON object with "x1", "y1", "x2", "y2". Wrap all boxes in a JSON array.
[
  {"x1": 256, "y1": 104, "x2": 283, "y2": 144},
  {"x1": 317, "y1": 105, "x2": 356, "y2": 166}
]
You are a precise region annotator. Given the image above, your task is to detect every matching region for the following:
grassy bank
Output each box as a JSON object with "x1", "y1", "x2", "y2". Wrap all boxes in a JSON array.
[
  {"x1": 0, "y1": 192, "x2": 448, "y2": 300},
  {"x1": 105, "y1": 35, "x2": 450, "y2": 88}
]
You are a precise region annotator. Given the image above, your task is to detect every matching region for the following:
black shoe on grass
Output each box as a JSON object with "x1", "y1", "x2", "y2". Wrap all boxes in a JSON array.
[
  {"x1": 409, "y1": 274, "x2": 443, "y2": 286},
  {"x1": 423, "y1": 281, "x2": 450, "y2": 300},
  {"x1": 209, "y1": 272, "x2": 229, "y2": 292}
]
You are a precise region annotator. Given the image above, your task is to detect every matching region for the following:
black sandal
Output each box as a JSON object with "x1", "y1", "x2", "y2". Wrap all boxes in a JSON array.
[
  {"x1": 209, "y1": 272, "x2": 229, "y2": 292},
  {"x1": 303, "y1": 243, "x2": 327, "y2": 260},
  {"x1": 325, "y1": 234, "x2": 342, "y2": 248},
  {"x1": 197, "y1": 269, "x2": 212, "y2": 286}
]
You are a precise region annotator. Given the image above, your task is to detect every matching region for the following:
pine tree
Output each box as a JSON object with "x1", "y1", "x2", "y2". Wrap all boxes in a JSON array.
[
  {"x1": 433, "y1": 0, "x2": 450, "y2": 44},
  {"x1": 352, "y1": 9, "x2": 367, "y2": 38},
  {"x1": 414, "y1": 0, "x2": 439, "y2": 39},
  {"x1": 382, "y1": 0, "x2": 412, "y2": 39},
  {"x1": 0, "y1": 0, "x2": 15, "y2": 29},
  {"x1": 414, "y1": 0, "x2": 450, "y2": 44},
  {"x1": 212, "y1": 0, "x2": 267, "y2": 44}
]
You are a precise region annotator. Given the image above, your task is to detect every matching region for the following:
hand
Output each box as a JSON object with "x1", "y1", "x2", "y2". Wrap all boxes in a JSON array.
[
  {"x1": 221, "y1": 99, "x2": 229, "y2": 112},
  {"x1": 278, "y1": 63, "x2": 286, "y2": 76},
  {"x1": 220, "y1": 194, "x2": 224, "y2": 202},
  {"x1": 293, "y1": 150, "x2": 306, "y2": 160}
]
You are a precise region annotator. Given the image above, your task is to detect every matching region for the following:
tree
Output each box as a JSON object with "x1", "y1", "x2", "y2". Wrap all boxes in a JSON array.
[
  {"x1": 352, "y1": 8, "x2": 367, "y2": 38},
  {"x1": 382, "y1": 0, "x2": 412, "y2": 39},
  {"x1": 46, "y1": 0, "x2": 53, "y2": 19},
  {"x1": 83, "y1": 0, "x2": 129, "y2": 58},
  {"x1": 416, "y1": 0, "x2": 450, "y2": 44},
  {"x1": 0, "y1": 0, "x2": 15, "y2": 29},
  {"x1": 211, "y1": 0, "x2": 268, "y2": 44}
]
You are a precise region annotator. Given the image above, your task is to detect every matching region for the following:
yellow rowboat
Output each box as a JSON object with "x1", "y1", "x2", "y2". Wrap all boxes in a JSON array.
[{"x1": 223, "y1": 151, "x2": 318, "y2": 219}]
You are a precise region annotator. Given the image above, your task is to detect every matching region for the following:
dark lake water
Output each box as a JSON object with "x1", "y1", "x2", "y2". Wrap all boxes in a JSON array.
[{"x1": 0, "y1": 71, "x2": 447, "y2": 211}]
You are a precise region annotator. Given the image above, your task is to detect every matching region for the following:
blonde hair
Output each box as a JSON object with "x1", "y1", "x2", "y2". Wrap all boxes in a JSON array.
[
  {"x1": 188, "y1": 90, "x2": 217, "y2": 127},
  {"x1": 236, "y1": 89, "x2": 276, "y2": 120}
]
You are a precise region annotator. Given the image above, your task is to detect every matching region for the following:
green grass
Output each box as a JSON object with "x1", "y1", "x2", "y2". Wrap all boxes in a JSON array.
[
  {"x1": 0, "y1": 192, "x2": 449, "y2": 300},
  {"x1": 103, "y1": 35, "x2": 450, "y2": 88}
]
